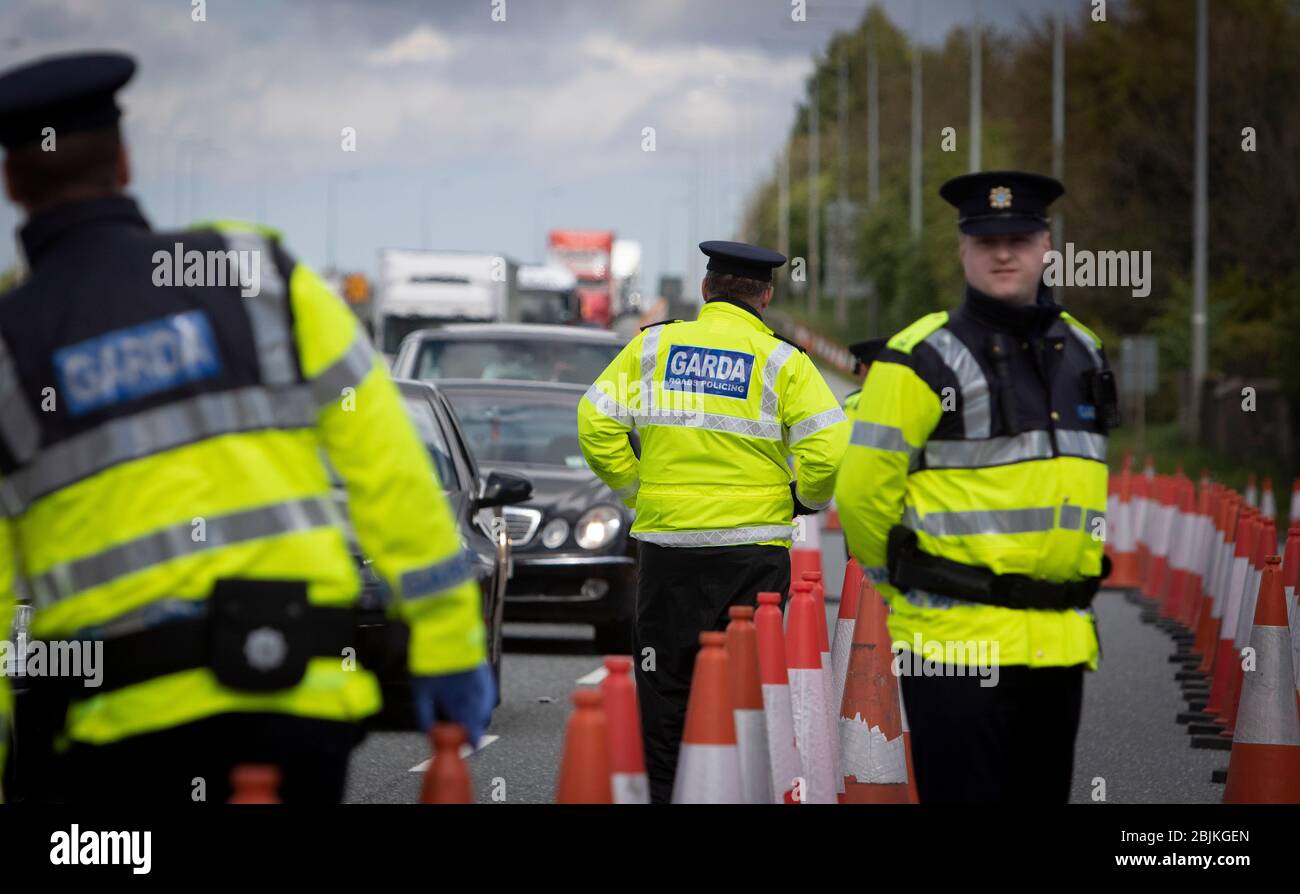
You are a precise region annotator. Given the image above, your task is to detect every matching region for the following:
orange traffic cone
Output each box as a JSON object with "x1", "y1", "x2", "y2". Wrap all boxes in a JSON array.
[
  {"x1": 726, "y1": 605, "x2": 773, "y2": 804},
  {"x1": 556, "y1": 689, "x2": 613, "y2": 803},
  {"x1": 1284, "y1": 525, "x2": 1300, "y2": 714},
  {"x1": 1106, "y1": 463, "x2": 1141, "y2": 589},
  {"x1": 1260, "y1": 477, "x2": 1276, "y2": 522},
  {"x1": 673, "y1": 632, "x2": 742, "y2": 803},
  {"x1": 790, "y1": 515, "x2": 823, "y2": 585},
  {"x1": 802, "y1": 570, "x2": 843, "y2": 793},
  {"x1": 785, "y1": 581, "x2": 836, "y2": 803},
  {"x1": 228, "y1": 764, "x2": 281, "y2": 804},
  {"x1": 1205, "y1": 508, "x2": 1258, "y2": 725},
  {"x1": 755, "y1": 591, "x2": 800, "y2": 804},
  {"x1": 1223, "y1": 556, "x2": 1300, "y2": 802},
  {"x1": 831, "y1": 559, "x2": 865, "y2": 723},
  {"x1": 600, "y1": 656, "x2": 648, "y2": 804},
  {"x1": 1245, "y1": 471, "x2": 1258, "y2": 508},
  {"x1": 1225, "y1": 517, "x2": 1276, "y2": 736},
  {"x1": 838, "y1": 580, "x2": 910, "y2": 803},
  {"x1": 420, "y1": 724, "x2": 473, "y2": 804}
]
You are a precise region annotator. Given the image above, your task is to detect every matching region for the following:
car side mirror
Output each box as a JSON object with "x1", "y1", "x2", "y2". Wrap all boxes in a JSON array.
[{"x1": 475, "y1": 470, "x2": 533, "y2": 510}]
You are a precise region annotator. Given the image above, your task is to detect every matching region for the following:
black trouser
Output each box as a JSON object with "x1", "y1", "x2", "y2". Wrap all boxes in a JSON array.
[
  {"x1": 898, "y1": 663, "x2": 1085, "y2": 804},
  {"x1": 633, "y1": 540, "x2": 791, "y2": 804},
  {"x1": 28, "y1": 711, "x2": 362, "y2": 804}
]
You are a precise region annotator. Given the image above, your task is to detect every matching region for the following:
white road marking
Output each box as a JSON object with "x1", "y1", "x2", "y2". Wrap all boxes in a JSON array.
[
  {"x1": 408, "y1": 734, "x2": 500, "y2": 772},
  {"x1": 576, "y1": 665, "x2": 608, "y2": 686}
]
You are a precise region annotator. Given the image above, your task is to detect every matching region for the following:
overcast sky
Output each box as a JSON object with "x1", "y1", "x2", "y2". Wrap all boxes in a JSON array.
[{"x1": 0, "y1": 0, "x2": 1064, "y2": 292}]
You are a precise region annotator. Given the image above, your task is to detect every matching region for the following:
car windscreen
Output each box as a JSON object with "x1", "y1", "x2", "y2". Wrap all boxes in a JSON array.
[
  {"x1": 401, "y1": 391, "x2": 458, "y2": 488},
  {"x1": 414, "y1": 337, "x2": 619, "y2": 384},
  {"x1": 442, "y1": 388, "x2": 587, "y2": 469}
]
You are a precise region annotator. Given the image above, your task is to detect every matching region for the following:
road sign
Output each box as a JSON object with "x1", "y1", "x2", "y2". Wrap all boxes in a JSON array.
[{"x1": 1120, "y1": 336, "x2": 1159, "y2": 396}]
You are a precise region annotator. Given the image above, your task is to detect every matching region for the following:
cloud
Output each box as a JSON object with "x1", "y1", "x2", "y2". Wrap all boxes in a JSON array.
[{"x1": 366, "y1": 24, "x2": 454, "y2": 66}]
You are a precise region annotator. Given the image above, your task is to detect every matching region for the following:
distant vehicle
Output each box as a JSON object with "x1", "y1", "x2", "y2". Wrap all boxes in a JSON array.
[
  {"x1": 436, "y1": 380, "x2": 638, "y2": 653},
  {"x1": 610, "y1": 239, "x2": 642, "y2": 316},
  {"x1": 351, "y1": 379, "x2": 532, "y2": 727},
  {"x1": 374, "y1": 250, "x2": 518, "y2": 355},
  {"x1": 547, "y1": 229, "x2": 614, "y2": 327},
  {"x1": 515, "y1": 263, "x2": 580, "y2": 325},
  {"x1": 391, "y1": 322, "x2": 623, "y2": 386}
]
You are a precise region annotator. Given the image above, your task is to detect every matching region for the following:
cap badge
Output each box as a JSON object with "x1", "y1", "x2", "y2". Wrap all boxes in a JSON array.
[{"x1": 989, "y1": 186, "x2": 1013, "y2": 210}]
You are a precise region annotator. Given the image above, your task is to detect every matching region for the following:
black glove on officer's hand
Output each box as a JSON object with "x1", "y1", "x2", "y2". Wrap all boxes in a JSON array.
[{"x1": 790, "y1": 481, "x2": 817, "y2": 516}]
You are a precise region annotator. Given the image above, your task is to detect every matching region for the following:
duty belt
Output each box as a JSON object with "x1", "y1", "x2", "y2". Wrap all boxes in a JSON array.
[
  {"x1": 31, "y1": 604, "x2": 405, "y2": 697},
  {"x1": 886, "y1": 525, "x2": 1108, "y2": 611}
]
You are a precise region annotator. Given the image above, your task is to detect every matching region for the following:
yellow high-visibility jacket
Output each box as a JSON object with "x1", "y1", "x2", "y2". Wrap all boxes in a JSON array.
[
  {"x1": 835, "y1": 301, "x2": 1108, "y2": 669},
  {"x1": 0, "y1": 207, "x2": 484, "y2": 764},
  {"x1": 578, "y1": 298, "x2": 850, "y2": 547}
]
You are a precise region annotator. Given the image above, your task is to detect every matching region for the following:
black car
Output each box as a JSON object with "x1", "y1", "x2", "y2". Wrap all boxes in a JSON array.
[
  {"x1": 436, "y1": 380, "x2": 637, "y2": 653},
  {"x1": 389, "y1": 322, "x2": 623, "y2": 386},
  {"x1": 351, "y1": 379, "x2": 531, "y2": 726}
]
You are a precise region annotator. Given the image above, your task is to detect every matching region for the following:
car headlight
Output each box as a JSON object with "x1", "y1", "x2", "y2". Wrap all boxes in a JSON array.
[
  {"x1": 540, "y1": 517, "x2": 570, "y2": 549},
  {"x1": 575, "y1": 505, "x2": 621, "y2": 550}
]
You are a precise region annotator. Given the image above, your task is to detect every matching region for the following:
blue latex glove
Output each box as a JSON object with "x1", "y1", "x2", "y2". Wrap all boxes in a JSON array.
[{"x1": 411, "y1": 663, "x2": 496, "y2": 746}]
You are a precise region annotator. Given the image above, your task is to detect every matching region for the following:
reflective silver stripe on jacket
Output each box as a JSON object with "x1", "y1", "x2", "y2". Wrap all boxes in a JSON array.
[
  {"x1": 0, "y1": 334, "x2": 40, "y2": 464},
  {"x1": 225, "y1": 231, "x2": 295, "y2": 386},
  {"x1": 26, "y1": 496, "x2": 340, "y2": 609},
  {"x1": 903, "y1": 505, "x2": 1056, "y2": 537},
  {"x1": 1, "y1": 385, "x2": 318, "y2": 517},
  {"x1": 788, "y1": 407, "x2": 847, "y2": 445},
  {"x1": 638, "y1": 410, "x2": 783, "y2": 441},
  {"x1": 613, "y1": 479, "x2": 639, "y2": 501},
  {"x1": 633, "y1": 523, "x2": 797, "y2": 547},
  {"x1": 1059, "y1": 505, "x2": 1083, "y2": 530},
  {"x1": 923, "y1": 327, "x2": 991, "y2": 438},
  {"x1": 1084, "y1": 509, "x2": 1106, "y2": 537},
  {"x1": 760, "y1": 342, "x2": 796, "y2": 421},
  {"x1": 922, "y1": 431, "x2": 1053, "y2": 469},
  {"x1": 400, "y1": 549, "x2": 474, "y2": 600},
  {"x1": 639, "y1": 324, "x2": 665, "y2": 413},
  {"x1": 583, "y1": 382, "x2": 634, "y2": 430},
  {"x1": 310, "y1": 332, "x2": 376, "y2": 406},
  {"x1": 1055, "y1": 429, "x2": 1108, "y2": 463},
  {"x1": 850, "y1": 420, "x2": 912, "y2": 454}
]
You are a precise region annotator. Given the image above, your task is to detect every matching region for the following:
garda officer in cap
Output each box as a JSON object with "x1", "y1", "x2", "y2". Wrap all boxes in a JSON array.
[
  {"x1": 578, "y1": 240, "x2": 850, "y2": 803},
  {"x1": 843, "y1": 337, "x2": 887, "y2": 413},
  {"x1": 835, "y1": 171, "x2": 1119, "y2": 803},
  {"x1": 0, "y1": 53, "x2": 494, "y2": 803}
]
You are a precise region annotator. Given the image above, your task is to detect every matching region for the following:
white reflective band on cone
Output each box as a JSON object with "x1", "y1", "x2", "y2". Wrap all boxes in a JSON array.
[
  {"x1": 821, "y1": 650, "x2": 843, "y2": 794},
  {"x1": 1235, "y1": 567, "x2": 1264, "y2": 650},
  {"x1": 1233, "y1": 626, "x2": 1300, "y2": 747},
  {"x1": 1220, "y1": 557, "x2": 1249, "y2": 626},
  {"x1": 788, "y1": 667, "x2": 836, "y2": 804},
  {"x1": 612, "y1": 772, "x2": 649, "y2": 805},
  {"x1": 760, "y1": 682, "x2": 800, "y2": 805},
  {"x1": 839, "y1": 713, "x2": 908, "y2": 784},
  {"x1": 671, "y1": 744, "x2": 743, "y2": 804},
  {"x1": 830, "y1": 618, "x2": 855, "y2": 738},
  {"x1": 733, "y1": 709, "x2": 774, "y2": 805}
]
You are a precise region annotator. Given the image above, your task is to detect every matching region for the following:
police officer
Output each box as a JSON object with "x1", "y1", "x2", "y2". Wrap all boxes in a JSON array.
[
  {"x1": 835, "y1": 171, "x2": 1117, "y2": 804},
  {"x1": 0, "y1": 53, "x2": 494, "y2": 803},
  {"x1": 578, "y1": 240, "x2": 850, "y2": 803},
  {"x1": 843, "y1": 337, "x2": 887, "y2": 413}
]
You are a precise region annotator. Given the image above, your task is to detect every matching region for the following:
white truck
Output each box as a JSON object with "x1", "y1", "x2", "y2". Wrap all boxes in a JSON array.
[
  {"x1": 374, "y1": 250, "x2": 517, "y2": 355},
  {"x1": 610, "y1": 239, "x2": 643, "y2": 318}
]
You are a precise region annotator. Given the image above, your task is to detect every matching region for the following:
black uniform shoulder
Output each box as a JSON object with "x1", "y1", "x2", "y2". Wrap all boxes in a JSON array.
[
  {"x1": 771, "y1": 332, "x2": 807, "y2": 354},
  {"x1": 639, "y1": 318, "x2": 682, "y2": 331}
]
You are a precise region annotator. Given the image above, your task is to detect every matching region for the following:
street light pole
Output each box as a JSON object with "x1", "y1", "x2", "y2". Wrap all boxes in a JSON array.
[{"x1": 1190, "y1": 0, "x2": 1209, "y2": 439}]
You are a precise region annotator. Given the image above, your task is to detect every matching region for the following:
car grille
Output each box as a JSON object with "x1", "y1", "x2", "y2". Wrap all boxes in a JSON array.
[{"x1": 502, "y1": 507, "x2": 542, "y2": 546}]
